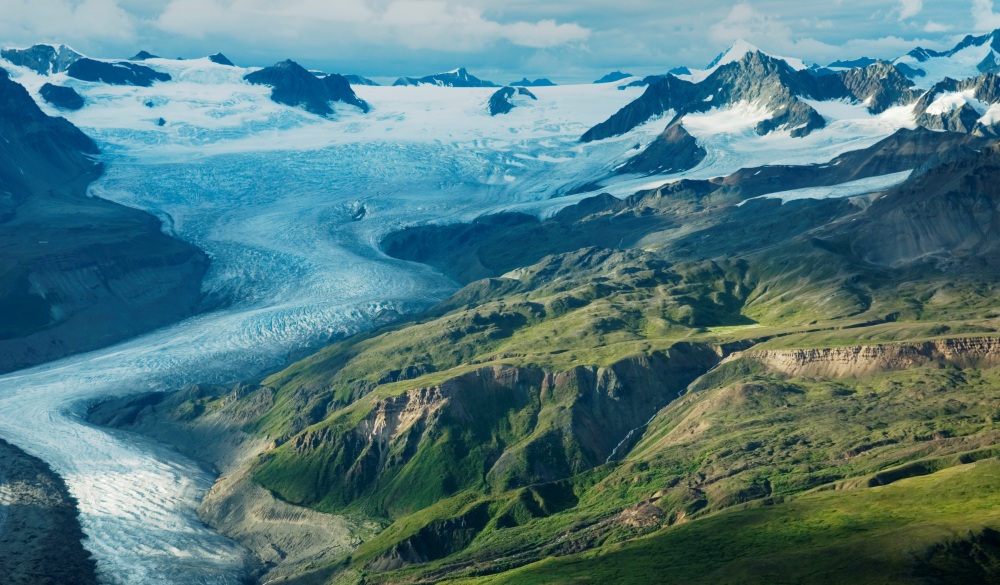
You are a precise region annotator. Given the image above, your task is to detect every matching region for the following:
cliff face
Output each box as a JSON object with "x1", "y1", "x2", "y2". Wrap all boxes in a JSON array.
[
  {"x1": 0, "y1": 68, "x2": 208, "y2": 372},
  {"x1": 254, "y1": 345, "x2": 720, "y2": 519},
  {"x1": 732, "y1": 337, "x2": 1000, "y2": 377}
]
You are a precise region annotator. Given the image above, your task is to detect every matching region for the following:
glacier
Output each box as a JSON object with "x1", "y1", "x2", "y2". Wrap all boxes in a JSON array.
[{"x1": 0, "y1": 56, "x2": 919, "y2": 583}]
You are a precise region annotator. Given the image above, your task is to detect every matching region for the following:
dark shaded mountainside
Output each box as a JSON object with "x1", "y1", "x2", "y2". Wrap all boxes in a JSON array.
[
  {"x1": 0, "y1": 68, "x2": 207, "y2": 373},
  {"x1": 96, "y1": 121, "x2": 1000, "y2": 584},
  {"x1": 245, "y1": 60, "x2": 370, "y2": 116}
]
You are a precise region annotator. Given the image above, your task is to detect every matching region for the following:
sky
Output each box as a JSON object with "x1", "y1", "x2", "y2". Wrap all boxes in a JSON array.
[{"x1": 3, "y1": 0, "x2": 1000, "y2": 83}]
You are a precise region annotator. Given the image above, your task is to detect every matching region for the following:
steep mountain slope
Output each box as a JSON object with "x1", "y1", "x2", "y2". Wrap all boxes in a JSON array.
[{"x1": 0, "y1": 68, "x2": 208, "y2": 372}]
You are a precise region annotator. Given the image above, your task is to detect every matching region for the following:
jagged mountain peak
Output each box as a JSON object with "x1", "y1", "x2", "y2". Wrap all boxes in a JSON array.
[
  {"x1": 1, "y1": 43, "x2": 83, "y2": 75},
  {"x1": 208, "y1": 53, "x2": 235, "y2": 67},
  {"x1": 895, "y1": 28, "x2": 1000, "y2": 86},
  {"x1": 705, "y1": 39, "x2": 806, "y2": 73}
]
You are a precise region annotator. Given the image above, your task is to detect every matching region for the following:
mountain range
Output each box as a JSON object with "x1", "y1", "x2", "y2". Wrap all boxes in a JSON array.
[{"x1": 7, "y1": 26, "x2": 1000, "y2": 585}]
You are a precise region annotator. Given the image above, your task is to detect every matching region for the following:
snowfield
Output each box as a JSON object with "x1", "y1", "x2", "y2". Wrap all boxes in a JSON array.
[{"x1": 0, "y1": 56, "x2": 918, "y2": 583}]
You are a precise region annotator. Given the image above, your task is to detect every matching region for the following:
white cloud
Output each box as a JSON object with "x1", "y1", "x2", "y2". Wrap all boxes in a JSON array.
[
  {"x1": 893, "y1": 0, "x2": 922, "y2": 21},
  {"x1": 923, "y1": 20, "x2": 951, "y2": 33},
  {"x1": 0, "y1": 0, "x2": 136, "y2": 44},
  {"x1": 972, "y1": 0, "x2": 1000, "y2": 31},
  {"x1": 155, "y1": 0, "x2": 589, "y2": 52},
  {"x1": 708, "y1": 2, "x2": 792, "y2": 46}
]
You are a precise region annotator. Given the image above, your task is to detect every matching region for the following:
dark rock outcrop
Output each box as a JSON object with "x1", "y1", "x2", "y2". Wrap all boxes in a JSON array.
[
  {"x1": 487, "y1": 86, "x2": 537, "y2": 116},
  {"x1": 129, "y1": 50, "x2": 159, "y2": 61},
  {"x1": 39, "y1": 83, "x2": 84, "y2": 110},
  {"x1": 67, "y1": 58, "x2": 171, "y2": 86},
  {"x1": 0, "y1": 68, "x2": 208, "y2": 373},
  {"x1": 827, "y1": 57, "x2": 878, "y2": 69},
  {"x1": 208, "y1": 53, "x2": 235, "y2": 66},
  {"x1": 393, "y1": 68, "x2": 498, "y2": 88},
  {"x1": 244, "y1": 60, "x2": 369, "y2": 115},
  {"x1": 617, "y1": 120, "x2": 706, "y2": 174},
  {"x1": 1, "y1": 44, "x2": 81, "y2": 75},
  {"x1": 511, "y1": 77, "x2": 556, "y2": 87}
]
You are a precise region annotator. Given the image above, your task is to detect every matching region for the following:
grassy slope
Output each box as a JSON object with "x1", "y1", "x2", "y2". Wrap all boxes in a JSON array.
[
  {"x1": 456, "y1": 460, "x2": 1000, "y2": 585},
  {"x1": 190, "y1": 237, "x2": 1000, "y2": 583}
]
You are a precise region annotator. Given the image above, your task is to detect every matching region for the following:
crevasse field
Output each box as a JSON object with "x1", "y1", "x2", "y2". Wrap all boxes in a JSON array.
[{"x1": 0, "y1": 57, "x2": 918, "y2": 583}]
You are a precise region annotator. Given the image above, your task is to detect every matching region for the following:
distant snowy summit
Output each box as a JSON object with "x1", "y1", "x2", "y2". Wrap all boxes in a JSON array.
[
  {"x1": 582, "y1": 44, "x2": 916, "y2": 174},
  {"x1": 511, "y1": 77, "x2": 556, "y2": 87},
  {"x1": 244, "y1": 59, "x2": 369, "y2": 116},
  {"x1": 393, "y1": 67, "x2": 498, "y2": 87},
  {"x1": 894, "y1": 30, "x2": 1000, "y2": 85},
  {"x1": 344, "y1": 74, "x2": 379, "y2": 86}
]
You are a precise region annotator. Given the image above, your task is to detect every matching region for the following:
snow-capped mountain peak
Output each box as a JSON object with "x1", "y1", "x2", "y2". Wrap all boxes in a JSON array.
[
  {"x1": 679, "y1": 39, "x2": 807, "y2": 83},
  {"x1": 894, "y1": 28, "x2": 1000, "y2": 88},
  {"x1": 706, "y1": 39, "x2": 762, "y2": 69}
]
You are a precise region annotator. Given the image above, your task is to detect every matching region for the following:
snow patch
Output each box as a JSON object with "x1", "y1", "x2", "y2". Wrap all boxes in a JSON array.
[{"x1": 739, "y1": 170, "x2": 913, "y2": 205}]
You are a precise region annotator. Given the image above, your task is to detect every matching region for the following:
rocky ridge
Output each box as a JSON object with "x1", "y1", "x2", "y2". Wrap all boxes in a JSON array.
[
  {"x1": 67, "y1": 58, "x2": 171, "y2": 86},
  {"x1": 0, "y1": 44, "x2": 81, "y2": 74},
  {"x1": 244, "y1": 60, "x2": 370, "y2": 116}
]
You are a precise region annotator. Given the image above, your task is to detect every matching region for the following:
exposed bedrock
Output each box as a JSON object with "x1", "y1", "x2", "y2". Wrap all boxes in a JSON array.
[{"x1": 731, "y1": 337, "x2": 1000, "y2": 377}]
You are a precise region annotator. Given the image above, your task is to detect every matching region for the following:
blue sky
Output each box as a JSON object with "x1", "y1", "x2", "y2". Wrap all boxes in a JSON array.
[{"x1": 3, "y1": 0, "x2": 1000, "y2": 83}]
